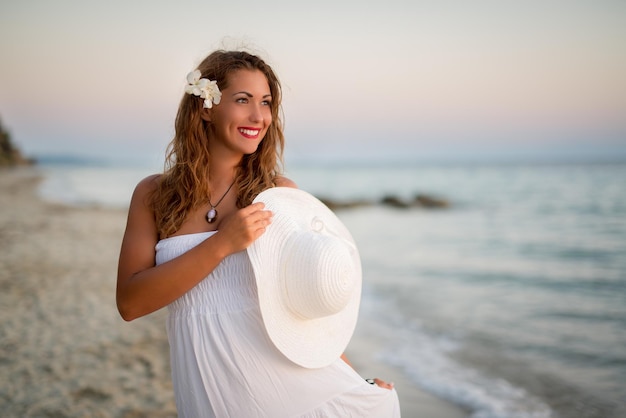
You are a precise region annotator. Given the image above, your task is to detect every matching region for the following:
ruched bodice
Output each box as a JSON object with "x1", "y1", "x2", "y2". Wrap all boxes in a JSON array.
[
  {"x1": 155, "y1": 232, "x2": 400, "y2": 418},
  {"x1": 157, "y1": 232, "x2": 257, "y2": 314}
]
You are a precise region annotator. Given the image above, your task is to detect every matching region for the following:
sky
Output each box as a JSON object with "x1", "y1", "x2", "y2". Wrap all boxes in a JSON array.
[{"x1": 1, "y1": 0, "x2": 625, "y2": 164}]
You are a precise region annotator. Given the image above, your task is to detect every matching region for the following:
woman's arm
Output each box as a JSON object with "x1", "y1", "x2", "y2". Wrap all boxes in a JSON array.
[{"x1": 116, "y1": 176, "x2": 271, "y2": 321}]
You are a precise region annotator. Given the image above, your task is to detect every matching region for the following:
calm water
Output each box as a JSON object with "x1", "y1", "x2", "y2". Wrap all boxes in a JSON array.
[{"x1": 39, "y1": 160, "x2": 626, "y2": 418}]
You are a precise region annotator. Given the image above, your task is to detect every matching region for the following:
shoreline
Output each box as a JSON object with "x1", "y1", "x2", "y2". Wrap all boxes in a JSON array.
[
  {"x1": 0, "y1": 166, "x2": 467, "y2": 417},
  {"x1": 347, "y1": 328, "x2": 468, "y2": 418}
]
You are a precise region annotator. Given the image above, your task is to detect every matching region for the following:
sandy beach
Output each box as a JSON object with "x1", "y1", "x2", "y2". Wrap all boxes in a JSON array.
[{"x1": 0, "y1": 167, "x2": 467, "y2": 418}]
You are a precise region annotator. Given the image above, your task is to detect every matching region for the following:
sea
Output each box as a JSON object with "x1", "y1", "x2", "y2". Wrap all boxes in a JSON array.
[{"x1": 36, "y1": 155, "x2": 626, "y2": 418}]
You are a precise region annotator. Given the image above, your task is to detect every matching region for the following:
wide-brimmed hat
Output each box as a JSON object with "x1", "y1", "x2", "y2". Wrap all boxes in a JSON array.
[{"x1": 247, "y1": 187, "x2": 362, "y2": 369}]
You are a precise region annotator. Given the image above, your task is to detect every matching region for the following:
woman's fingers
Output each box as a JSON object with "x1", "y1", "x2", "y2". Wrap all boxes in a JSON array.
[
  {"x1": 373, "y1": 378, "x2": 394, "y2": 390},
  {"x1": 242, "y1": 202, "x2": 273, "y2": 234},
  {"x1": 217, "y1": 203, "x2": 273, "y2": 253}
]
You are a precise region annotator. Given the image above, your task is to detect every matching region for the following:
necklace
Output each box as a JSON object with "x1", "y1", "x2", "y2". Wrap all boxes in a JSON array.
[{"x1": 206, "y1": 179, "x2": 236, "y2": 224}]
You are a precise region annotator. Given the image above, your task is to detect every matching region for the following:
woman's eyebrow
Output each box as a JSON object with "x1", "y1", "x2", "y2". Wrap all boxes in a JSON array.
[{"x1": 233, "y1": 91, "x2": 272, "y2": 98}]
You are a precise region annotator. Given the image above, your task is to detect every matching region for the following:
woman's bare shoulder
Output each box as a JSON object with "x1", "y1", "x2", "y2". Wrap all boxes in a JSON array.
[
  {"x1": 134, "y1": 174, "x2": 161, "y2": 194},
  {"x1": 129, "y1": 174, "x2": 162, "y2": 206},
  {"x1": 274, "y1": 176, "x2": 298, "y2": 188}
]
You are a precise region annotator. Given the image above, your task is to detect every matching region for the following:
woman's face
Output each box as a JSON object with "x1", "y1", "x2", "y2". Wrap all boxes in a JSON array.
[{"x1": 207, "y1": 69, "x2": 273, "y2": 157}]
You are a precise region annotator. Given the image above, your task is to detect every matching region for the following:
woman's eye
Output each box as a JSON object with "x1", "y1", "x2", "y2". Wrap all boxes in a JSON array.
[
  {"x1": 262, "y1": 100, "x2": 272, "y2": 106},
  {"x1": 236, "y1": 97, "x2": 248, "y2": 103}
]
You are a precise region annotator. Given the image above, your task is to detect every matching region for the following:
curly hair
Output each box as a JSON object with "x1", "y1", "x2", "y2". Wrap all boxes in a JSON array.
[{"x1": 151, "y1": 50, "x2": 285, "y2": 238}]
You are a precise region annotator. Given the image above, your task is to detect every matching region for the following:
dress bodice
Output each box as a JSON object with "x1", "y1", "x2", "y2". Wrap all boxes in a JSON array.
[{"x1": 156, "y1": 232, "x2": 257, "y2": 315}]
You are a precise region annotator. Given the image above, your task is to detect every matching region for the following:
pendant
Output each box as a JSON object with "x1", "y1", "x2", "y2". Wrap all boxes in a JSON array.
[{"x1": 206, "y1": 207, "x2": 217, "y2": 223}]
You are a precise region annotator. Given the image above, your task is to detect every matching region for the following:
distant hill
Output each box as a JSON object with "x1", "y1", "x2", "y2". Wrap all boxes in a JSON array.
[{"x1": 0, "y1": 117, "x2": 33, "y2": 166}]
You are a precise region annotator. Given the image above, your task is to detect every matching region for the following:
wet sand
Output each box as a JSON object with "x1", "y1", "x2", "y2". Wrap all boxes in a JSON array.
[{"x1": 0, "y1": 167, "x2": 466, "y2": 417}]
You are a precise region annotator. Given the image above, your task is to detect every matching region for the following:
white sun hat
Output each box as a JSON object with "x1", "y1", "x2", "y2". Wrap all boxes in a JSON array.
[{"x1": 247, "y1": 187, "x2": 362, "y2": 369}]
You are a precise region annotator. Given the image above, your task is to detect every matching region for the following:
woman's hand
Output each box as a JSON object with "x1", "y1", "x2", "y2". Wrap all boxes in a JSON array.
[
  {"x1": 215, "y1": 202, "x2": 273, "y2": 255},
  {"x1": 342, "y1": 354, "x2": 395, "y2": 391},
  {"x1": 369, "y1": 378, "x2": 395, "y2": 390}
]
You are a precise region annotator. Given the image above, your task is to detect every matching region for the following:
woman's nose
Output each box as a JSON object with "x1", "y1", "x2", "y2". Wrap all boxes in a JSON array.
[{"x1": 249, "y1": 104, "x2": 263, "y2": 122}]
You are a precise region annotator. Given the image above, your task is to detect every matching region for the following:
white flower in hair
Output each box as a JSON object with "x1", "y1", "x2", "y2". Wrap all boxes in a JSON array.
[{"x1": 185, "y1": 69, "x2": 222, "y2": 108}]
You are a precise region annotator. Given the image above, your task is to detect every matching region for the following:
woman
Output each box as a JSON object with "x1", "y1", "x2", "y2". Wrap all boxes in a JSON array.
[{"x1": 117, "y1": 50, "x2": 400, "y2": 417}]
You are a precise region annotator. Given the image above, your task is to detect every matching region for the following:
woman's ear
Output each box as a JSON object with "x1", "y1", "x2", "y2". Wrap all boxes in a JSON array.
[{"x1": 200, "y1": 108, "x2": 212, "y2": 122}]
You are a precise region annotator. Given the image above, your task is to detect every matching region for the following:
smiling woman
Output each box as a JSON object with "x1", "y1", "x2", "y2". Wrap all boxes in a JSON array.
[{"x1": 115, "y1": 50, "x2": 400, "y2": 417}]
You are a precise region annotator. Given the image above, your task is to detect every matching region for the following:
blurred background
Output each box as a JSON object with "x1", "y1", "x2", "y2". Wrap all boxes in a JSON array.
[{"x1": 1, "y1": 1, "x2": 625, "y2": 417}]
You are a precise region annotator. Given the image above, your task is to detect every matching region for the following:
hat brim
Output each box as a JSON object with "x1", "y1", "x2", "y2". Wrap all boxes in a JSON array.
[{"x1": 247, "y1": 187, "x2": 362, "y2": 369}]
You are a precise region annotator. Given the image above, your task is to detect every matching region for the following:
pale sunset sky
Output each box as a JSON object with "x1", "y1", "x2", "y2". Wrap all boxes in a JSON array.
[{"x1": 1, "y1": 0, "x2": 625, "y2": 164}]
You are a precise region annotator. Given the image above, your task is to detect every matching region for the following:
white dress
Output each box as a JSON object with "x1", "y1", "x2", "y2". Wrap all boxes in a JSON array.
[{"x1": 155, "y1": 232, "x2": 401, "y2": 418}]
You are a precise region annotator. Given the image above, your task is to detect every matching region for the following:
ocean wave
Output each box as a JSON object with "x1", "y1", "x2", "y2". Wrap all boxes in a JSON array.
[{"x1": 359, "y1": 288, "x2": 553, "y2": 418}]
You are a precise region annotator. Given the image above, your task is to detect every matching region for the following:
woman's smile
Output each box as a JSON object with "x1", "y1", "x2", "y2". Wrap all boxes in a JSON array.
[{"x1": 238, "y1": 127, "x2": 261, "y2": 139}]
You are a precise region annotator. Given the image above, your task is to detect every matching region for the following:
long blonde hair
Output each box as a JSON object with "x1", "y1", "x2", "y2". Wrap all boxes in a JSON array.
[{"x1": 151, "y1": 50, "x2": 285, "y2": 238}]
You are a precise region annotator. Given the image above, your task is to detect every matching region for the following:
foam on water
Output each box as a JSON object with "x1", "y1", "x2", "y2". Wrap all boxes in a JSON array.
[{"x1": 359, "y1": 286, "x2": 554, "y2": 418}]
